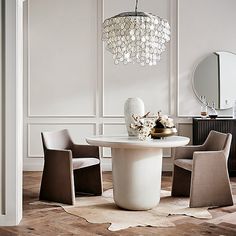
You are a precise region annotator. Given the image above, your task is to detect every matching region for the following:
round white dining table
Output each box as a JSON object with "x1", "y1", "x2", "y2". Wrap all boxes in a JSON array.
[{"x1": 86, "y1": 135, "x2": 190, "y2": 210}]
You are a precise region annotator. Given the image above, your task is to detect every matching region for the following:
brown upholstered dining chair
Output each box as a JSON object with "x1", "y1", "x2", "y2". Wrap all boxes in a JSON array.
[
  {"x1": 39, "y1": 129, "x2": 103, "y2": 205},
  {"x1": 171, "y1": 130, "x2": 233, "y2": 208}
]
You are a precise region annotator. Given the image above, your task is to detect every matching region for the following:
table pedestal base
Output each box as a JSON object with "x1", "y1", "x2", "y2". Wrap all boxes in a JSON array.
[{"x1": 111, "y1": 148, "x2": 163, "y2": 210}]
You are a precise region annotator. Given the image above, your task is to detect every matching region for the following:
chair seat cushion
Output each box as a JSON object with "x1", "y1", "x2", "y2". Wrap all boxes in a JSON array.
[
  {"x1": 72, "y1": 158, "x2": 100, "y2": 170},
  {"x1": 174, "y1": 159, "x2": 193, "y2": 171}
]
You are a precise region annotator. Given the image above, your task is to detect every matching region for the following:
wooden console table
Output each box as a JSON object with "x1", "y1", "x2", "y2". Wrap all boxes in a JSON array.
[{"x1": 193, "y1": 118, "x2": 236, "y2": 176}]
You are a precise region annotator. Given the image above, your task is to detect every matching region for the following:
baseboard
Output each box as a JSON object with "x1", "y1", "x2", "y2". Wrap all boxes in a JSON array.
[
  {"x1": 101, "y1": 158, "x2": 112, "y2": 171},
  {"x1": 23, "y1": 157, "x2": 173, "y2": 172},
  {"x1": 163, "y1": 157, "x2": 173, "y2": 172},
  {"x1": 23, "y1": 158, "x2": 111, "y2": 171},
  {"x1": 0, "y1": 215, "x2": 22, "y2": 226},
  {"x1": 100, "y1": 157, "x2": 173, "y2": 172},
  {"x1": 23, "y1": 158, "x2": 44, "y2": 171}
]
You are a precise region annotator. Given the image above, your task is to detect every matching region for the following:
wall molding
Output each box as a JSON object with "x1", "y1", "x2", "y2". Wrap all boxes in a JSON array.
[
  {"x1": 27, "y1": 122, "x2": 96, "y2": 158},
  {"x1": 100, "y1": 0, "x2": 125, "y2": 118},
  {"x1": 176, "y1": 0, "x2": 194, "y2": 118},
  {"x1": 100, "y1": 0, "x2": 124, "y2": 118},
  {"x1": 176, "y1": 0, "x2": 184, "y2": 118},
  {"x1": 102, "y1": 0, "x2": 172, "y2": 117},
  {"x1": 176, "y1": 0, "x2": 235, "y2": 118},
  {"x1": 101, "y1": 122, "x2": 126, "y2": 133},
  {"x1": 26, "y1": 0, "x2": 97, "y2": 118},
  {"x1": 101, "y1": 122, "x2": 126, "y2": 157},
  {"x1": 23, "y1": 0, "x2": 193, "y2": 173}
]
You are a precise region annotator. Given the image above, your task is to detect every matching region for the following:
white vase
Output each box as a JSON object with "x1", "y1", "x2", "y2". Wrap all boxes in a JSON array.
[{"x1": 124, "y1": 97, "x2": 145, "y2": 136}]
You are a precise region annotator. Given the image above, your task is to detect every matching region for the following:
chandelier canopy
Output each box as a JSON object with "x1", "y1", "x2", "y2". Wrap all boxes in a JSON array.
[{"x1": 102, "y1": 0, "x2": 170, "y2": 66}]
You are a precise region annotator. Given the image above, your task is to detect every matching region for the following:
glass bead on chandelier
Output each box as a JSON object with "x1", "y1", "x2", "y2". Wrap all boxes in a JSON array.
[{"x1": 102, "y1": 1, "x2": 170, "y2": 66}]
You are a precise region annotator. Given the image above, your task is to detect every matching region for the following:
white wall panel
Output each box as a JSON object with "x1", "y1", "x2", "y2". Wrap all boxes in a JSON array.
[
  {"x1": 103, "y1": 0, "x2": 170, "y2": 116},
  {"x1": 177, "y1": 0, "x2": 236, "y2": 116},
  {"x1": 28, "y1": 123, "x2": 96, "y2": 157},
  {"x1": 24, "y1": 0, "x2": 174, "y2": 171},
  {"x1": 24, "y1": 0, "x2": 236, "y2": 171},
  {"x1": 178, "y1": 123, "x2": 192, "y2": 145},
  {"x1": 3, "y1": 0, "x2": 235, "y2": 226},
  {"x1": 163, "y1": 148, "x2": 171, "y2": 158},
  {"x1": 28, "y1": 0, "x2": 97, "y2": 117},
  {"x1": 102, "y1": 123, "x2": 171, "y2": 157},
  {"x1": 102, "y1": 123, "x2": 127, "y2": 157}
]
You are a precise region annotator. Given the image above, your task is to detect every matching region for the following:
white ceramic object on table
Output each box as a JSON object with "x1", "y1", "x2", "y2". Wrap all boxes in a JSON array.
[
  {"x1": 124, "y1": 97, "x2": 145, "y2": 136},
  {"x1": 86, "y1": 135, "x2": 190, "y2": 210}
]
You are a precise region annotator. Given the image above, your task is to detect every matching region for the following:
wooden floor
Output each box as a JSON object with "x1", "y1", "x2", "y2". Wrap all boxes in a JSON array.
[{"x1": 0, "y1": 171, "x2": 236, "y2": 236}]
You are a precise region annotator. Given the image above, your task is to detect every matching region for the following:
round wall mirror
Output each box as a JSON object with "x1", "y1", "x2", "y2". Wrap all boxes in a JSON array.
[{"x1": 193, "y1": 51, "x2": 236, "y2": 109}]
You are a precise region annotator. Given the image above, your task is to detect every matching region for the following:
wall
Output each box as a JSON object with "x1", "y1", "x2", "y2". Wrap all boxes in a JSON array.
[
  {"x1": 24, "y1": 0, "x2": 236, "y2": 172},
  {"x1": 0, "y1": 0, "x2": 234, "y2": 226},
  {"x1": 177, "y1": 0, "x2": 236, "y2": 116},
  {"x1": 24, "y1": 0, "x2": 173, "y2": 171}
]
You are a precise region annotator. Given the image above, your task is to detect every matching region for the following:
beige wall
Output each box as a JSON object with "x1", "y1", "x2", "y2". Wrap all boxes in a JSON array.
[{"x1": 24, "y1": 0, "x2": 236, "y2": 171}]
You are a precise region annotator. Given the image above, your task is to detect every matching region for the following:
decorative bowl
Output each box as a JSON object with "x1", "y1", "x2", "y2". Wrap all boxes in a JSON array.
[{"x1": 150, "y1": 127, "x2": 177, "y2": 139}]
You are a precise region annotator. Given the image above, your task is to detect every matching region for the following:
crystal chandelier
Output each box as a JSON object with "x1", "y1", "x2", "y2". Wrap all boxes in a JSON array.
[{"x1": 102, "y1": 0, "x2": 170, "y2": 66}]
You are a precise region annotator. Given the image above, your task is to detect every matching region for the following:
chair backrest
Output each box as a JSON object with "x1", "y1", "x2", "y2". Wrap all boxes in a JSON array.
[
  {"x1": 41, "y1": 129, "x2": 73, "y2": 153},
  {"x1": 204, "y1": 130, "x2": 232, "y2": 159},
  {"x1": 223, "y1": 133, "x2": 232, "y2": 160}
]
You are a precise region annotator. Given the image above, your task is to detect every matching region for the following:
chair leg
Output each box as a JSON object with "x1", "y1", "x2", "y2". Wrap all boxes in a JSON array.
[
  {"x1": 171, "y1": 165, "x2": 191, "y2": 197},
  {"x1": 74, "y1": 164, "x2": 103, "y2": 195},
  {"x1": 39, "y1": 159, "x2": 75, "y2": 205},
  {"x1": 190, "y1": 161, "x2": 233, "y2": 208}
]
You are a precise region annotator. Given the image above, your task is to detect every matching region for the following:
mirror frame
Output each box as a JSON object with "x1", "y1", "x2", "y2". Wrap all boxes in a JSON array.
[{"x1": 192, "y1": 51, "x2": 236, "y2": 110}]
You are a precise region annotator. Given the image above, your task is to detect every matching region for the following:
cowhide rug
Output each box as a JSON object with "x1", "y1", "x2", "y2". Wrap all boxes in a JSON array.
[{"x1": 31, "y1": 189, "x2": 212, "y2": 231}]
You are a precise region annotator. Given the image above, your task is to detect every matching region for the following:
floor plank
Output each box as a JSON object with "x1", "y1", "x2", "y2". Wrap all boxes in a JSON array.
[{"x1": 0, "y1": 171, "x2": 235, "y2": 235}]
